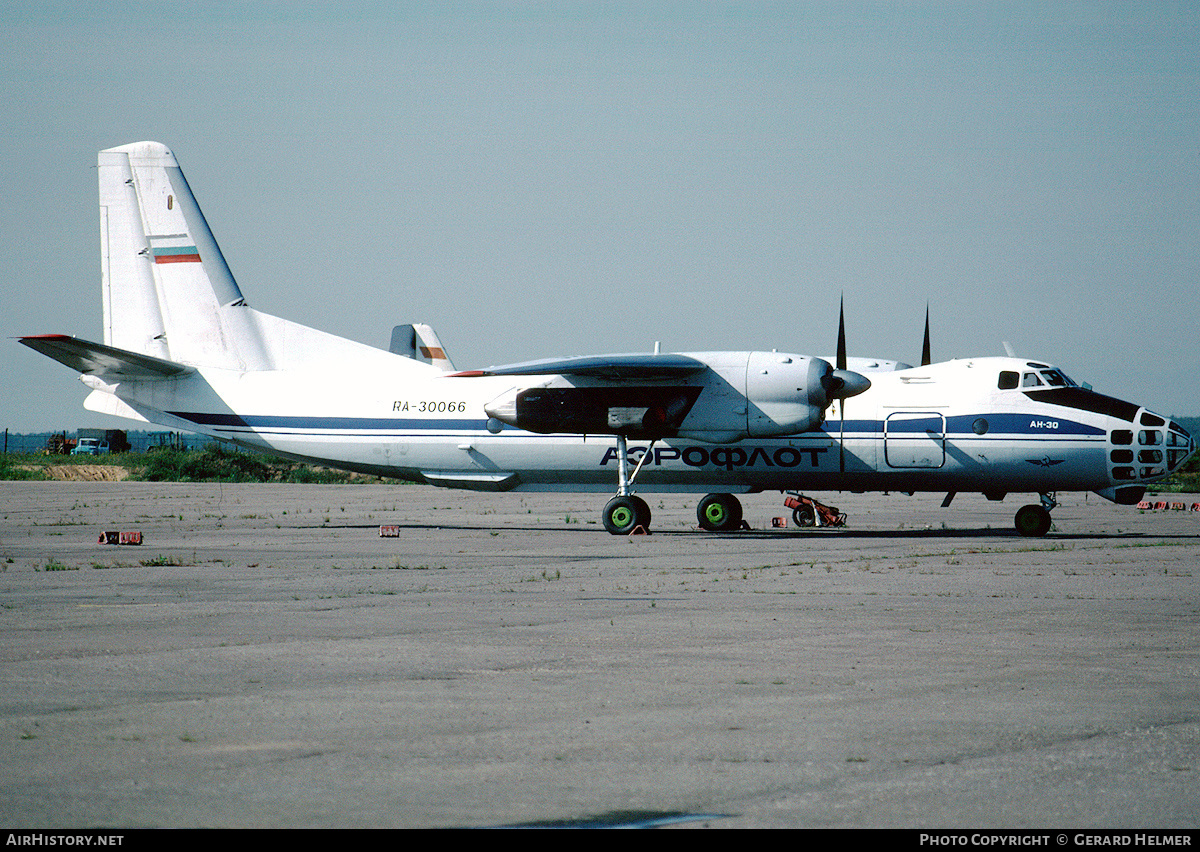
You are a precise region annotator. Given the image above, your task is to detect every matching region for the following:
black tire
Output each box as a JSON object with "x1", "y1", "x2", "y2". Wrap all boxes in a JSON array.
[
  {"x1": 630, "y1": 496, "x2": 651, "y2": 531},
  {"x1": 603, "y1": 495, "x2": 651, "y2": 535},
  {"x1": 697, "y1": 493, "x2": 743, "y2": 532},
  {"x1": 792, "y1": 505, "x2": 816, "y2": 527},
  {"x1": 1014, "y1": 504, "x2": 1052, "y2": 537}
]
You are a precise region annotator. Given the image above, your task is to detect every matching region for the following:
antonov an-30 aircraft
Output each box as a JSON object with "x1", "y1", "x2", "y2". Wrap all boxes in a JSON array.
[{"x1": 21, "y1": 142, "x2": 1197, "y2": 536}]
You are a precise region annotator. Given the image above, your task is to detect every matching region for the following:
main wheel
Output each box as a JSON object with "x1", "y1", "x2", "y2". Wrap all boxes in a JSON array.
[
  {"x1": 697, "y1": 493, "x2": 743, "y2": 532},
  {"x1": 1014, "y1": 504, "x2": 1052, "y2": 537},
  {"x1": 603, "y1": 495, "x2": 651, "y2": 535}
]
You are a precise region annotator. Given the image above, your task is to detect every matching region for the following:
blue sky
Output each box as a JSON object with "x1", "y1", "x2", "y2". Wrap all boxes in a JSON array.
[{"x1": 3, "y1": 2, "x2": 1198, "y2": 432}]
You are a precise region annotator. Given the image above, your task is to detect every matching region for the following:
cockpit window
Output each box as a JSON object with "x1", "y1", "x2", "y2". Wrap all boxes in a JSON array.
[
  {"x1": 1039, "y1": 369, "x2": 1075, "y2": 387},
  {"x1": 1021, "y1": 368, "x2": 1076, "y2": 389},
  {"x1": 998, "y1": 371, "x2": 1019, "y2": 390}
]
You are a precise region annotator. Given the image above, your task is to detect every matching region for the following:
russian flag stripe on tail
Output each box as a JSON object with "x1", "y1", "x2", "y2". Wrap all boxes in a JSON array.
[{"x1": 152, "y1": 245, "x2": 201, "y2": 263}]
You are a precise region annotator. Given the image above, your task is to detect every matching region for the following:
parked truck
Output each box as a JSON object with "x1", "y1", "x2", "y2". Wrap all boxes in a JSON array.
[{"x1": 70, "y1": 429, "x2": 131, "y2": 455}]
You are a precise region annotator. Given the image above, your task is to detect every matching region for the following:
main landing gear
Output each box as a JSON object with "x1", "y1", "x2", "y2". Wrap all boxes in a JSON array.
[
  {"x1": 1014, "y1": 493, "x2": 1057, "y2": 537},
  {"x1": 602, "y1": 435, "x2": 655, "y2": 535},
  {"x1": 602, "y1": 494, "x2": 652, "y2": 535},
  {"x1": 697, "y1": 493, "x2": 743, "y2": 532},
  {"x1": 600, "y1": 435, "x2": 749, "y2": 535}
]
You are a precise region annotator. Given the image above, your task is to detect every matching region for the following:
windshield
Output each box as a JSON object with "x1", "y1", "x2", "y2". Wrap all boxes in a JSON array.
[{"x1": 1039, "y1": 369, "x2": 1076, "y2": 387}]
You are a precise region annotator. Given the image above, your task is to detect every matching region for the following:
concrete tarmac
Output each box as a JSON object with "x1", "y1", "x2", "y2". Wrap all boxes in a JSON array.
[{"x1": 1, "y1": 481, "x2": 1198, "y2": 829}]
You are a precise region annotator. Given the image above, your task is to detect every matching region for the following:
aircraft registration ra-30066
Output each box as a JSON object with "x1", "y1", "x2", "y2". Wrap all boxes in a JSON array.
[{"x1": 21, "y1": 142, "x2": 1197, "y2": 536}]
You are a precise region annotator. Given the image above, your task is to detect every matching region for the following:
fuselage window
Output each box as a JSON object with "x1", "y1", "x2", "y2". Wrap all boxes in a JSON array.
[
  {"x1": 1111, "y1": 430, "x2": 1133, "y2": 445},
  {"x1": 1138, "y1": 430, "x2": 1161, "y2": 446},
  {"x1": 998, "y1": 371, "x2": 1019, "y2": 390},
  {"x1": 1022, "y1": 372, "x2": 1043, "y2": 387}
]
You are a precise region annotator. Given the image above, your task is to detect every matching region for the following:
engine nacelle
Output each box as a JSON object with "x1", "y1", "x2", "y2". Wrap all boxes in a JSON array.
[{"x1": 745, "y1": 352, "x2": 831, "y2": 438}]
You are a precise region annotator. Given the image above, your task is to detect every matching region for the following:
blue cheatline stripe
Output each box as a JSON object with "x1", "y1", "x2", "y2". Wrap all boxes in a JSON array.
[
  {"x1": 168, "y1": 411, "x2": 489, "y2": 431},
  {"x1": 822, "y1": 414, "x2": 1104, "y2": 437},
  {"x1": 946, "y1": 413, "x2": 1103, "y2": 436},
  {"x1": 169, "y1": 411, "x2": 1106, "y2": 438}
]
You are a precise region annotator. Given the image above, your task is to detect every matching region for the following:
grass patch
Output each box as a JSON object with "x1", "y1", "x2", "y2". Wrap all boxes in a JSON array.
[
  {"x1": 139, "y1": 554, "x2": 188, "y2": 567},
  {"x1": 2, "y1": 444, "x2": 383, "y2": 484},
  {"x1": 0, "y1": 454, "x2": 51, "y2": 481}
]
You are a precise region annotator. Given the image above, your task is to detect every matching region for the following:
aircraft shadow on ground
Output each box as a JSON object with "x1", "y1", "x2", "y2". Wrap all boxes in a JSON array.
[{"x1": 288, "y1": 522, "x2": 1199, "y2": 541}]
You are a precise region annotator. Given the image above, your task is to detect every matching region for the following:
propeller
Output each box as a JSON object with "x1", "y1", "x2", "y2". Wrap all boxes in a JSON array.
[
  {"x1": 821, "y1": 297, "x2": 871, "y2": 400},
  {"x1": 828, "y1": 296, "x2": 873, "y2": 472}
]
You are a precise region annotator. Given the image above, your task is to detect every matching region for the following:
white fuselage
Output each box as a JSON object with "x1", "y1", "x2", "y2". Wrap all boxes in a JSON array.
[{"x1": 98, "y1": 353, "x2": 1190, "y2": 502}]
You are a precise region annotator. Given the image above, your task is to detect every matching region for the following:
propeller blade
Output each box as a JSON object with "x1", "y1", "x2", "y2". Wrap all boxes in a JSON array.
[
  {"x1": 921, "y1": 304, "x2": 931, "y2": 367},
  {"x1": 836, "y1": 296, "x2": 847, "y2": 371},
  {"x1": 834, "y1": 297, "x2": 850, "y2": 473}
]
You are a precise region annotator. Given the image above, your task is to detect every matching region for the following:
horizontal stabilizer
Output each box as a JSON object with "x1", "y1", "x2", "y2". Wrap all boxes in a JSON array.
[
  {"x1": 452, "y1": 353, "x2": 707, "y2": 380},
  {"x1": 19, "y1": 334, "x2": 192, "y2": 380}
]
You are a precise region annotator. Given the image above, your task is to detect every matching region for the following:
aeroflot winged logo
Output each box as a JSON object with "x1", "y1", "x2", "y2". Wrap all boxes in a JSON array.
[{"x1": 1026, "y1": 457, "x2": 1066, "y2": 467}]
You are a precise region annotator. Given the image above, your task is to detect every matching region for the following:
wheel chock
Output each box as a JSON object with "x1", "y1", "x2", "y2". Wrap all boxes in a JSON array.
[
  {"x1": 771, "y1": 517, "x2": 787, "y2": 528},
  {"x1": 628, "y1": 525, "x2": 651, "y2": 536},
  {"x1": 379, "y1": 525, "x2": 401, "y2": 537},
  {"x1": 99, "y1": 531, "x2": 142, "y2": 545}
]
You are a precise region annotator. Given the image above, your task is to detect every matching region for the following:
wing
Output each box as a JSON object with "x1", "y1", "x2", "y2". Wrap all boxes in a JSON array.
[
  {"x1": 449, "y1": 353, "x2": 708, "y2": 380},
  {"x1": 19, "y1": 335, "x2": 193, "y2": 380}
]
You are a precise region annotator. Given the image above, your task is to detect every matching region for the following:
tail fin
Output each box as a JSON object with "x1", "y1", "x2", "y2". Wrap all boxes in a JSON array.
[
  {"x1": 98, "y1": 142, "x2": 271, "y2": 370},
  {"x1": 389, "y1": 323, "x2": 456, "y2": 371}
]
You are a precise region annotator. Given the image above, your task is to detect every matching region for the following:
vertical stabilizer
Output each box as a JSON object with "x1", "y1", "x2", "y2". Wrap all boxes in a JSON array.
[
  {"x1": 98, "y1": 142, "x2": 271, "y2": 370},
  {"x1": 390, "y1": 323, "x2": 455, "y2": 371}
]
